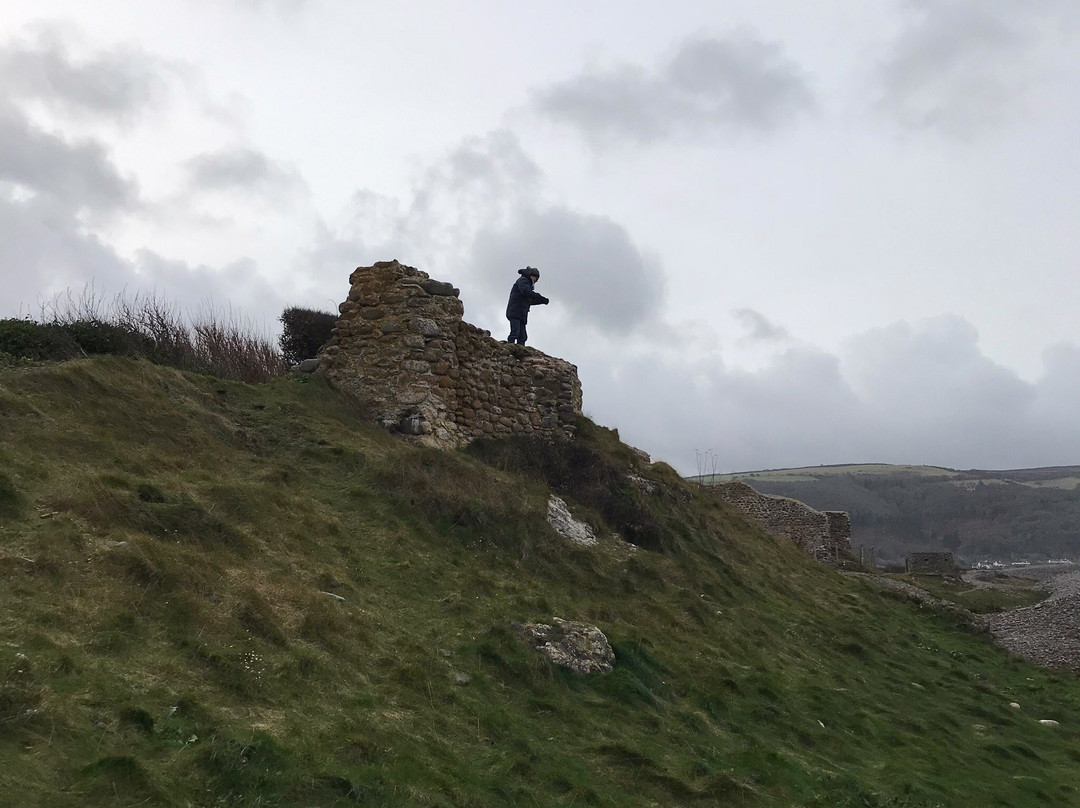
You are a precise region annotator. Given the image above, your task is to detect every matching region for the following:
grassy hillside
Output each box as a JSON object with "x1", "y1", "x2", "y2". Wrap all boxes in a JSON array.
[
  {"x1": 4, "y1": 358, "x2": 1080, "y2": 806},
  {"x1": 702, "y1": 465, "x2": 1080, "y2": 564}
]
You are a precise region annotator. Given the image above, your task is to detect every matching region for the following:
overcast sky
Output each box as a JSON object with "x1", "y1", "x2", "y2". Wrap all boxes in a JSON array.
[{"x1": 2, "y1": 1, "x2": 1079, "y2": 473}]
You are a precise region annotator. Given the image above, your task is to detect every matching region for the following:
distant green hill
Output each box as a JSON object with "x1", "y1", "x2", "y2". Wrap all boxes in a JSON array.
[
  {"x1": 5, "y1": 358, "x2": 1080, "y2": 806},
  {"x1": 698, "y1": 464, "x2": 1080, "y2": 564}
]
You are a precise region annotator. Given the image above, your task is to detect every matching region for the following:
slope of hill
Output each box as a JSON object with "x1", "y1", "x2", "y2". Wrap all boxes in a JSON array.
[
  {"x1": 4, "y1": 358, "x2": 1080, "y2": 806},
  {"x1": 701, "y1": 465, "x2": 1080, "y2": 564}
]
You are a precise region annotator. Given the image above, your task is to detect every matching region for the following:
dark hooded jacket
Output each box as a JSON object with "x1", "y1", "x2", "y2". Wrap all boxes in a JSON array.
[{"x1": 505, "y1": 269, "x2": 548, "y2": 323}]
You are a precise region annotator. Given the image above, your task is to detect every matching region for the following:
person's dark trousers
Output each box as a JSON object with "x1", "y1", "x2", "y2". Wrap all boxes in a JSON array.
[{"x1": 507, "y1": 319, "x2": 527, "y2": 345}]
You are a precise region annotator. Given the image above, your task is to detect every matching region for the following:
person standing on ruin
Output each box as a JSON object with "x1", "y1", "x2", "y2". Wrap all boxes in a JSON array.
[{"x1": 505, "y1": 266, "x2": 549, "y2": 345}]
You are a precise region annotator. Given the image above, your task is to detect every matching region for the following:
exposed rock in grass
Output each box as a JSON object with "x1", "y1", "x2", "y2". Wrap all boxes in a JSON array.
[
  {"x1": 546, "y1": 496, "x2": 596, "y2": 546},
  {"x1": 512, "y1": 617, "x2": 614, "y2": 675},
  {"x1": 448, "y1": 669, "x2": 471, "y2": 686},
  {"x1": 627, "y1": 473, "x2": 658, "y2": 495}
]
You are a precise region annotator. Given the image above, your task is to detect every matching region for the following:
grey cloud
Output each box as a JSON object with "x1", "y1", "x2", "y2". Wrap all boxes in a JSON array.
[
  {"x1": 293, "y1": 211, "x2": 407, "y2": 305},
  {"x1": 298, "y1": 131, "x2": 546, "y2": 292},
  {"x1": 841, "y1": 316, "x2": 1033, "y2": 425},
  {"x1": 877, "y1": 0, "x2": 1078, "y2": 137},
  {"x1": 469, "y1": 207, "x2": 665, "y2": 335},
  {"x1": 438, "y1": 130, "x2": 543, "y2": 196},
  {"x1": 408, "y1": 131, "x2": 543, "y2": 243},
  {"x1": 578, "y1": 344, "x2": 869, "y2": 473},
  {"x1": 0, "y1": 125, "x2": 283, "y2": 327},
  {"x1": 567, "y1": 314, "x2": 1080, "y2": 474},
  {"x1": 184, "y1": 146, "x2": 306, "y2": 202},
  {"x1": 131, "y1": 250, "x2": 289, "y2": 325},
  {"x1": 235, "y1": 0, "x2": 312, "y2": 12},
  {"x1": 0, "y1": 192, "x2": 287, "y2": 328},
  {"x1": 0, "y1": 102, "x2": 136, "y2": 214},
  {"x1": 298, "y1": 131, "x2": 665, "y2": 336},
  {"x1": 0, "y1": 28, "x2": 166, "y2": 124},
  {"x1": 0, "y1": 195, "x2": 134, "y2": 316},
  {"x1": 734, "y1": 308, "x2": 790, "y2": 343},
  {"x1": 531, "y1": 33, "x2": 816, "y2": 144}
]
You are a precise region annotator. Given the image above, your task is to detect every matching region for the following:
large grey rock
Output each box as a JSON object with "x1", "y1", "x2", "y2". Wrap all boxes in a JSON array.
[
  {"x1": 297, "y1": 358, "x2": 321, "y2": 373},
  {"x1": 547, "y1": 496, "x2": 597, "y2": 546},
  {"x1": 512, "y1": 617, "x2": 614, "y2": 675}
]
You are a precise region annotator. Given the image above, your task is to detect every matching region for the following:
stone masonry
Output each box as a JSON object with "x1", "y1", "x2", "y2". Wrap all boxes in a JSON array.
[
  {"x1": 714, "y1": 481, "x2": 852, "y2": 564},
  {"x1": 319, "y1": 260, "x2": 582, "y2": 447},
  {"x1": 905, "y1": 552, "x2": 960, "y2": 576}
]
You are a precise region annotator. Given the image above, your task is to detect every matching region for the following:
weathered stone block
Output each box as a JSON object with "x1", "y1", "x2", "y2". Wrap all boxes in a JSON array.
[
  {"x1": 421, "y1": 279, "x2": 458, "y2": 296},
  {"x1": 413, "y1": 318, "x2": 439, "y2": 336}
]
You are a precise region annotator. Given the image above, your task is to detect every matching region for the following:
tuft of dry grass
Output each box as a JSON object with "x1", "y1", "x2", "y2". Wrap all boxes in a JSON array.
[{"x1": 10, "y1": 286, "x2": 288, "y2": 382}]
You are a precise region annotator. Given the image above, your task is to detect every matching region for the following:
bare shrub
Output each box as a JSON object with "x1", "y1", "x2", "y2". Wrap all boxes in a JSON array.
[{"x1": 29, "y1": 287, "x2": 287, "y2": 382}]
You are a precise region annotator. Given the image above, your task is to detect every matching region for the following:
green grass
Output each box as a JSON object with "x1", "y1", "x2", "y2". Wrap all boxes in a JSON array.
[
  {"x1": 3, "y1": 357, "x2": 1080, "y2": 806},
  {"x1": 896, "y1": 574, "x2": 1049, "y2": 613},
  {"x1": 705, "y1": 464, "x2": 961, "y2": 482}
]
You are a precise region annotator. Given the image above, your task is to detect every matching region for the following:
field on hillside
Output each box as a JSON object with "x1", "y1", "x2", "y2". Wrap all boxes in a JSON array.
[
  {"x1": 703, "y1": 464, "x2": 1080, "y2": 564},
  {"x1": 710, "y1": 465, "x2": 961, "y2": 482},
  {"x1": 5, "y1": 358, "x2": 1080, "y2": 806}
]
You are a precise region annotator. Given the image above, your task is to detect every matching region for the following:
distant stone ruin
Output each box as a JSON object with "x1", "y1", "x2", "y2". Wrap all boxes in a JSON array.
[
  {"x1": 714, "y1": 481, "x2": 852, "y2": 564},
  {"x1": 319, "y1": 260, "x2": 582, "y2": 447},
  {"x1": 905, "y1": 552, "x2": 960, "y2": 577}
]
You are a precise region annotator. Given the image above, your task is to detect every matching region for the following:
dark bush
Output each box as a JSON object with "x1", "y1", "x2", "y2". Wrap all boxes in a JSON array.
[
  {"x1": 59, "y1": 319, "x2": 147, "y2": 356},
  {"x1": 278, "y1": 307, "x2": 337, "y2": 365},
  {"x1": 0, "y1": 319, "x2": 75, "y2": 361}
]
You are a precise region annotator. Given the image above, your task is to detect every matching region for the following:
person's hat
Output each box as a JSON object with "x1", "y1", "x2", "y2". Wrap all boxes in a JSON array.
[{"x1": 519, "y1": 266, "x2": 540, "y2": 279}]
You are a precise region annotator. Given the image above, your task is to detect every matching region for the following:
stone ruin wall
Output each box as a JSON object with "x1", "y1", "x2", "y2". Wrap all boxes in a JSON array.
[
  {"x1": 905, "y1": 552, "x2": 959, "y2": 576},
  {"x1": 319, "y1": 260, "x2": 582, "y2": 447},
  {"x1": 715, "y1": 481, "x2": 852, "y2": 564}
]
